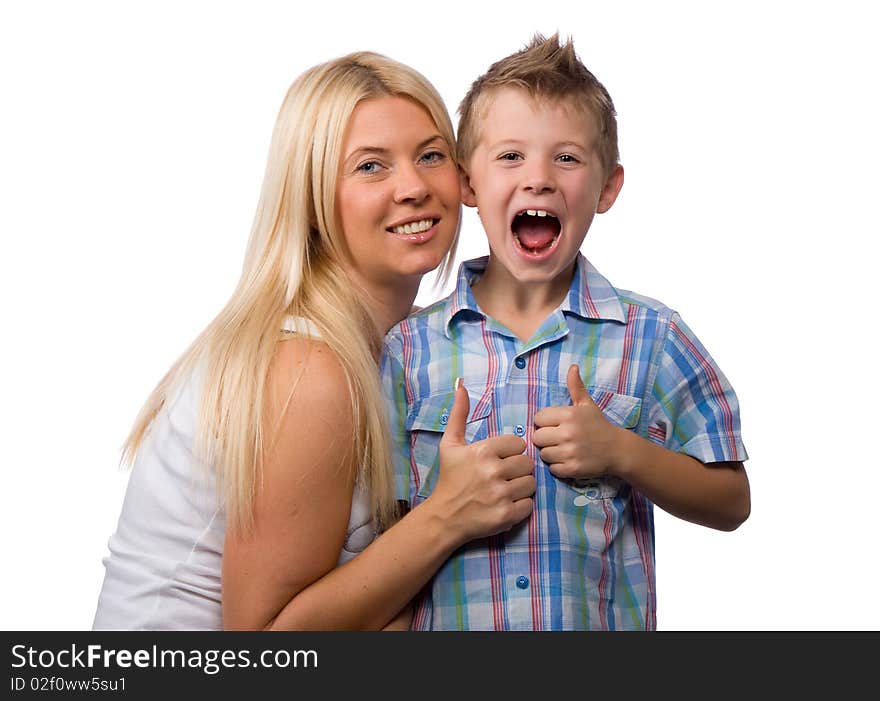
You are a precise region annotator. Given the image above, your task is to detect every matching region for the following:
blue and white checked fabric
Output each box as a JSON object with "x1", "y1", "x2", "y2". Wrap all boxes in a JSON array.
[{"x1": 380, "y1": 254, "x2": 748, "y2": 630}]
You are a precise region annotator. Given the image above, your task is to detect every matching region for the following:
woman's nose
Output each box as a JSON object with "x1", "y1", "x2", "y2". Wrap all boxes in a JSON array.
[{"x1": 393, "y1": 164, "x2": 430, "y2": 203}]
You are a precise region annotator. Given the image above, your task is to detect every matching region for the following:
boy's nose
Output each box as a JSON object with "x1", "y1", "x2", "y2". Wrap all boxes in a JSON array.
[
  {"x1": 393, "y1": 164, "x2": 430, "y2": 203},
  {"x1": 522, "y1": 163, "x2": 556, "y2": 194}
]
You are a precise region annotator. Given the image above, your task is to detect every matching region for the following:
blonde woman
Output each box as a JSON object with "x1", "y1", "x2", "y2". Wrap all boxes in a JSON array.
[{"x1": 93, "y1": 52, "x2": 536, "y2": 630}]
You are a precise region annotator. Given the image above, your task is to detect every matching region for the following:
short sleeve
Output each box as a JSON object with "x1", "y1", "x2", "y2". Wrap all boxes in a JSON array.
[
  {"x1": 647, "y1": 313, "x2": 748, "y2": 464},
  {"x1": 379, "y1": 339, "x2": 414, "y2": 504}
]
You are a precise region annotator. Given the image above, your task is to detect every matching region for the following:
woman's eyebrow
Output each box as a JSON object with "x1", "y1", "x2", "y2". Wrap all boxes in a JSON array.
[
  {"x1": 416, "y1": 134, "x2": 446, "y2": 149},
  {"x1": 344, "y1": 135, "x2": 445, "y2": 162}
]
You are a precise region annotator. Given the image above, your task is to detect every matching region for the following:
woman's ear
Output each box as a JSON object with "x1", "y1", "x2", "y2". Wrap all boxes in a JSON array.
[{"x1": 459, "y1": 166, "x2": 478, "y2": 208}]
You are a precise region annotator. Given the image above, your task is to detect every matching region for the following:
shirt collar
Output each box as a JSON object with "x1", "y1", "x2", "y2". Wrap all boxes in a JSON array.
[
  {"x1": 443, "y1": 256, "x2": 487, "y2": 334},
  {"x1": 443, "y1": 253, "x2": 626, "y2": 336},
  {"x1": 563, "y1": 253, "x2": 627, "y2": 323}
]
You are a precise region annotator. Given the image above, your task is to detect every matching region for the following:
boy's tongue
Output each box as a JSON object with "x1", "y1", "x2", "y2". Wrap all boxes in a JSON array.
[{"x1": 514, "y1": 217, "x2": 558, "y2": 250}]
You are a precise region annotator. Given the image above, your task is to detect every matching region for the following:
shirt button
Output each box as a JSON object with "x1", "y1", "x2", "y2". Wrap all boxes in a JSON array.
[
  {"x1": 514, "y1": 424, "x2": 525, "y2": 436},
  {"x1": 514, "y1": 357, "x2": 526, "y2": 369},
  {"x1": 516, "y1": 576, "x2": 529, "y2": 589}
]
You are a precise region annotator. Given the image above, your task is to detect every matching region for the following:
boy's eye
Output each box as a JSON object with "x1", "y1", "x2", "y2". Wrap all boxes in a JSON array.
[
  {"x1": 499, "y1": 152, "x2": 523, "y2": 161},
  {"x1": 557, "y1": 154, "x2": 579, "y2": 163}
]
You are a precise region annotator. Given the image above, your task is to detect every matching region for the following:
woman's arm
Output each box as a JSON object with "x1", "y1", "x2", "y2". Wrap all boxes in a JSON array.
[
  {"x1": 222, "y1": 339, "x2": 535, "y2": 630},
  {"x1": 380, "y1": 603, "x2": 413, "y2": 631}
]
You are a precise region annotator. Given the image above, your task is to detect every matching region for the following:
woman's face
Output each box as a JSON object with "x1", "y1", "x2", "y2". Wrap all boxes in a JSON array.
[{"x1": 336, "y1": 96, "x2": 460, "y2": 293}]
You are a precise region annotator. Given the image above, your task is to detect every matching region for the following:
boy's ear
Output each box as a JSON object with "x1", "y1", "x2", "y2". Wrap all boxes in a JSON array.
[
  {"x1": 596, "y1": 164, "x2": 624, "y2": 214},
  {"x1": 459, "y1": 167, "x2": 478, "y2": 208}
]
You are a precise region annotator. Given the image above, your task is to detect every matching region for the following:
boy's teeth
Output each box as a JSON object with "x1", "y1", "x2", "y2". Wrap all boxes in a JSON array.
[
  {"x1": 391, "y1": 219, "x2": 433, "y2": 235},
  {"x1": 524, "y1": 209, "x2": 550, "y2": 217},
  {"x1": 536, "y1": 210, "x2": 548, "y2": 217}
]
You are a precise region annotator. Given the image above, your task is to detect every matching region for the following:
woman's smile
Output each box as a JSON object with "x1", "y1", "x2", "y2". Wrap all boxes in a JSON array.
[{"x1": 337, "y1": 96, "x2": 461, "y2": 290}]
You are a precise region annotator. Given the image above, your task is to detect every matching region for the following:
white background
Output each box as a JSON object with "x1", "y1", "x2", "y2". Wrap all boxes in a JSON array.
[{"x1": 2, "y1": 0, "x2": 877, "y2": 631}]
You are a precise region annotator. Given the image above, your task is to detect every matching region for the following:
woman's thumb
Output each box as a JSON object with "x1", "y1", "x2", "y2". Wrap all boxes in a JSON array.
[{"x1": 441, "y1": 378, "x2": 469, "y2": 447}]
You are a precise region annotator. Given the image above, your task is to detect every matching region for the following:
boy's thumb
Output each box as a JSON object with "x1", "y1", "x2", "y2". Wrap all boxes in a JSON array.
[
  {"x1": 441, "y1": 378, "x2": 469, "y2": 447},
  {"x1": 567, "y1": 364, "x2": 592, "y2": 406}
]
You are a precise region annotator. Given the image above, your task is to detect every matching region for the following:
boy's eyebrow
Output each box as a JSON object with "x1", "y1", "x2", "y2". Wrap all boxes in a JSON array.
[
  {"x1": 556, "y1": 140, "x2": 590, "y2": 150},
  {"x1": 343, "y1": 135, "x2": 446, "y2": 163},
  {"x1": 488, "y1": 138, "x2": 590, "y2": 151},
  {"x1": 488, "y1": 138, "x2": 527, "y2": 148}
]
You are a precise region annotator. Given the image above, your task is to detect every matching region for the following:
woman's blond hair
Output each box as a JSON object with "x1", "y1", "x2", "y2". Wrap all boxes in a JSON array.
[{"x1": 122, "y1": 52, "x2": 459, "y2": 535}]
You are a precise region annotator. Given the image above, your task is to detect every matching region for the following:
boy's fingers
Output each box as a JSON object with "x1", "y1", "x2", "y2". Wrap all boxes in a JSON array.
[
  {"x1": 567, "y1": 364, "x2": 591, "y2": 405},
  {"x1": 534, "y1": 406, "x2": 567, "y2": 428},
  {"x1": 535, "y1": 367, "x2": 596, "y2": 427},
  {"x1": 441, "y1": 378, "x2": 469, "y2": 447},
  {"x1": 531, "y1": 425, "x2": 560, "y2": 448},
  {"x1": 538, "y1": 446, "x2": 563, "y2": 465}
]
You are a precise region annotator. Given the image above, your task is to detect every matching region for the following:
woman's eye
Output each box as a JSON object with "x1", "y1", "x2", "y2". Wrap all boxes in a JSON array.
[
  {"x1": 420, "y1": 150, "x2": 446, "y2": 164},
  {"x1": 357, "y1": 160, "x2": 382, "y2": 174}
]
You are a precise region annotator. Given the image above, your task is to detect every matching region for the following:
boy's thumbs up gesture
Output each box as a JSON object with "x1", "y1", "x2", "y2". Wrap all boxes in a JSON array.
[
  {"x1": 431, "y1": 380, "x2": 536, "y2": 540},
  {"x1": 533, "y1": 364, "x2": 625, "y2": 480}
]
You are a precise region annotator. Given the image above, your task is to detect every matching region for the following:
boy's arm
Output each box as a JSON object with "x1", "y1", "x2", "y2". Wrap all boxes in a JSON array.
[
  {"x1": 534, "y1": 365, "x2": 749, "y2": 531},
  {"x1": 535, "y1": 312, "x2": 750, "y2": 532},
  {"x1": 610, "y1": 431, "x2": 749, "y2": 532}
]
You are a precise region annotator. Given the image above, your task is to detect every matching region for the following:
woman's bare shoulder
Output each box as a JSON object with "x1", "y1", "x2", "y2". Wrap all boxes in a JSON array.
[
  {"x1": 223, "y1": 336, "x2": 357, "y2": 629},
  {"x1": 271, "y1": 336, "x2": 349, "y2": 400}
]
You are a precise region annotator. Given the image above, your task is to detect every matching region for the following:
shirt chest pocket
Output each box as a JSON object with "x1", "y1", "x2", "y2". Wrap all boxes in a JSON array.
[
  {"x1": 550, "y1": 385, "x2": 642, "y2": 501},
  {"x1": 405, "y1": 391, "x2": 493, "y2": 502}
]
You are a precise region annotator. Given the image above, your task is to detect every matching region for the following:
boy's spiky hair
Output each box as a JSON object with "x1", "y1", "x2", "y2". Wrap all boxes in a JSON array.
[{"x1": 457, "y1": 33, "x2": 619, "y2": 175}]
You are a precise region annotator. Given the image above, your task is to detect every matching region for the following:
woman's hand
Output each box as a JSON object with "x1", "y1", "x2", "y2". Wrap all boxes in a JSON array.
[
  {"x1": 221, "y1": 342, "x2": 531, "y2": 631},
  {"x1": 222, "y1": 347, "x2": 534, "y2": 631},
  {"x1": 426, "y1": 381, "x2": 536, "y2": 542}
]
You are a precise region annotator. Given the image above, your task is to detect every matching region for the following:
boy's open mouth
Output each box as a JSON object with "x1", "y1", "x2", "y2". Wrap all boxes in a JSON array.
[{"x1": 512, "y1": 209, "x2": 561, "y2": 254}]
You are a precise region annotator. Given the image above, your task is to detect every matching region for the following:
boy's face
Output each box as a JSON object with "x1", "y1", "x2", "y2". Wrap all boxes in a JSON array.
[{"x1": 461, "y1": 88, "x2": 623, "y2": 289}]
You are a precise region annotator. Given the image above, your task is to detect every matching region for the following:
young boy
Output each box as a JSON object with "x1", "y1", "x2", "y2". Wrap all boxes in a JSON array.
[{"x1": 380, "y1": 34, "x2": 750, "y2": 630}]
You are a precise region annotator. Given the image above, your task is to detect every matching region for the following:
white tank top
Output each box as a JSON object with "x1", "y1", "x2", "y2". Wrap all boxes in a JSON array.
[{"x1": 92, "y1": 318, "x2": 375, "y2": 630}]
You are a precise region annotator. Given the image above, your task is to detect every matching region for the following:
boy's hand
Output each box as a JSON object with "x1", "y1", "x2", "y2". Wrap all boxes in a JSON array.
[
  {"x1": 432, "y1": 380, "x2": 536, "y2": 541},
  {"x1": 533, "y1": 365, "x2": 625, "y2": 480}
]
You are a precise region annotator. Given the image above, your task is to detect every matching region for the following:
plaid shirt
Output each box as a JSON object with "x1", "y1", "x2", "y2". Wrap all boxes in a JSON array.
[{"x1": 380, "y1": 255, "x2": 748, "y2": 630}]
